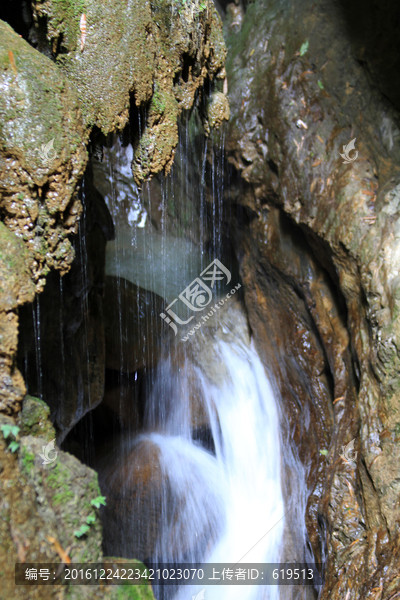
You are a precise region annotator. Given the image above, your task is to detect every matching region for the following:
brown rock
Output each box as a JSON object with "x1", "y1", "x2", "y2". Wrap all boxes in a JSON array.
[
  {"x1": 225, "y1": 0, "x2": 400, "y2": 595},
  {"x1": 99, "y1": 438, "x2": 166, "y2": 559}
]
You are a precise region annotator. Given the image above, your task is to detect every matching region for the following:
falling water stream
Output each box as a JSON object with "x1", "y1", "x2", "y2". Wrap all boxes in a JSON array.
[
  {"x1": 149, "y1": 336, "x2": 284, "y2": 600},
  {"x1": 93, "y1": 113, "x2": 312, "y2": 600}
]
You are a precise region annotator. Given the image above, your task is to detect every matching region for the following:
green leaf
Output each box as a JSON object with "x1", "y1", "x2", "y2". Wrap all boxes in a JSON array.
[
  {"x1": 86, "y1": 514, "x2": 96, "y2": 525},
  {"x1": 1, "y1": 425, "x2": 12, "y2": 439},
  {"x1": 74, "y1": 524, "x2": 90, "y2": 538},
  {"x1": 299, "y1": 40, "x2": 309, "y2": 56},
  {"x1": 1, "y1": 424, "x2": 20, "y2": 439},
  {"x1": 319, "y1": 449, "x2": 328, "y2": 456},
  {"x1": 90, "y1": 495, "x2": 106, "y2": 509},
  {"x1": 10, "y1": 425, "x2": 20, "y2": 438},
  {"x1": 8, "y1": 440, "x2": 20, "y2": 453},
  {"x1": 317, "y1": 80, "x2": 324, "y2": 90}
]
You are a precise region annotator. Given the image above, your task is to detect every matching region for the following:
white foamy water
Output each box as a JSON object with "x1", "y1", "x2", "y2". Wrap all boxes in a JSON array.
[{"x1": 143, "y1": 339, "x2": 285, "y2": 600}]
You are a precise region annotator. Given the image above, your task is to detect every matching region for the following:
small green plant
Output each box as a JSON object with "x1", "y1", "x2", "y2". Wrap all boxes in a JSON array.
[
  {"x1": 21, "y1": 448, "x2": 35, "y2": 473},
  {"x1": 317, "y1": 80, "x2": 324, "y2": 90},
  {"x1": 74, "y1": 524, "x2": 90, "y2": 538},
  {"x1": 1, "y1": 424, "x2": 20, "y2": 453},
  {"x1": 319, "y1": 449, "x2": 328, "y2": 456},
  {"x1": 86, "y1": 514, "x2": 96, "y2": 525},
  {"x1": 90, "y1": 495, "x2": 106, "y2": 509},
  {"x1": 299, "y1": 40, "x2": 309, "y2": 56},
  {"x1": 8, "y1": 440, "x2": 19, "y2": 453},
  {"x1": 74, "y1": 495, "x2": 106, "y2": 538}
]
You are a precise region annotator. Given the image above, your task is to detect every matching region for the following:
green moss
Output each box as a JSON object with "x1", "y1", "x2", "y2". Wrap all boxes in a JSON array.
[
  {"x1": 52, "y1": 489, "x2": 74, "y2": 505},
  {"x1": 19, "y1": 396, "x2": 55, "y2": 440},
  {"x1": 47, "y1": 463, "x2": 66, "y2": 488},
  {"x1": 151, "y1": 87, "x2": 166, "y2": 115},
  {"x1": 45, "y1": 462, "x2": 77, "y2": 507},
  {"x1": 116, "y1": 584, "x2": 154, "y2": 600},
  {"x1": 21, "y1": 448, "x2": 35, "y2": 474},
  {"x1": 51, "y1": 0, "x2": 86, "y2": 49}
]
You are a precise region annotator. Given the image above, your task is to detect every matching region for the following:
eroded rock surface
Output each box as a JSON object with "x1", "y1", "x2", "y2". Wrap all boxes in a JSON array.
[
  {"x1": 31, "y1": 0, "x2": 228, "y2": 183},
  {"x1": 0, "y1": 0, "x2": 228, "y2": 592},
  {"x1": 225, "y1": 0, "x2": 400, "y2": 597}
]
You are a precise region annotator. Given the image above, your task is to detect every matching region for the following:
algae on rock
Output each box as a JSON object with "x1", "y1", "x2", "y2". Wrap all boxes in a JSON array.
[{"x1": 31, "y1": 0, "x2": 228, "y2": 183}]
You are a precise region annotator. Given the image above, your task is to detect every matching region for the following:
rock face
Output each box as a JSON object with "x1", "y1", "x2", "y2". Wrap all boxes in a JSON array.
[
  {"x1": 0, "y1": 21, "x2": 87, "y2": 288},
  {"x1": 0, "y1": 20, "x2": 87, "y2": 418},
  {"x1": 17, "y1": 166, "x2": 112, "y2": 440},
  {"x1": 0, "y1": 396, "x2": 115, "y2": 599},
  {"x1": 31, "y1": 0, "x2": 228, "y2": 183},
  {"x1": 224, "y1": 0, "x2": 400, "y2": 596},
  {"x1": 104, "y1": 276, "x2": 166, "y2": 374},
  {"x1": 0, "y1": 0, "x2": 228, "y2": 592}
]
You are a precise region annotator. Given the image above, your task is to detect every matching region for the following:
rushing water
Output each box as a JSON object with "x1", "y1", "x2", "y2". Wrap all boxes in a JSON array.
[
  {"x1": 151, "y1": 338, "x2": 284, "y2": 600},
  {"x1": 94, "y1": 114, "x2": 311, "y2": 599},
  {"x1": 99, "y1": 324, "x2": 287, "y2": 599}
]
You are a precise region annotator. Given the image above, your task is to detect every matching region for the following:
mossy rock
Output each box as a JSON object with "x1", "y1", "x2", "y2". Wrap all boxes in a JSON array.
[
  {"x1": 0, "y1": 20, "x2": 86, "y2": 181},
  {"x1": 32, "y1": 0, "x2": 155, "y2": 132},
  {"x1": 0, "y1": 20, "x2": 87, "y2": 286},
  {"x1": 31, "y1": 0, "x2": 228, "y2": 183},
  {"x1": 0, "y1": 222, "x2": 35, "y2": 311},
  {"x1": 104, "y1": 558, "x2": 156, "y2": 600},
  {"x1": 18, "y1": 395, "x2": 56, "y2": 441}
]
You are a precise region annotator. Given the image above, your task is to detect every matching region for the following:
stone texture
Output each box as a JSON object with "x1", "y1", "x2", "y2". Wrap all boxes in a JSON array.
[
  {"x1": 17, "y1": 167, "x2": 112, "y2": 441},
  {"x1": 224, "y1": 0, "x2": 400, "y2": 596},
  {"x1": 31, "y1": 0, "x2": 228, "y2": 184},
  {"x1": 18, "y1": 394, "x2": 56, "y2": 440},
  {"x1": 0, "y1": 21, "x2": 87, "y2": 289},
  {"x1": 0, "y1": 223, "x2": 36, "y2": 414}
]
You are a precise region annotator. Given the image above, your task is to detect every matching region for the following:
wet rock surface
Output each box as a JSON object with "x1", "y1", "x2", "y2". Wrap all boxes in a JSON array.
[
  {"x1": 0, "y1": 21, "x2": 87, "y2": 288},
  {"x1": 0, "y1": 19, "x2": 87, "y2": 420},
  {"x1": 224, "y1": 0, "x2": 400, "y2": 596},
  {"x1": 31, "y1": 0, "x2": 228, "y2": 183},
  {"x1": 0, "y1": 0, "x2": 227, "y2": 588},
  {"x1": 17, "y1": 167, "x2": 112, "y2": 441}
]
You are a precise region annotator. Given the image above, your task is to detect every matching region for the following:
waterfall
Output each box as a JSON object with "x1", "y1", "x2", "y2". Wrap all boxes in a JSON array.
[
  {"x1": 94, "y1": 117, "x2": 311, "y2": 600},
  {"x1": 149, "y1": 337, "x2": 285, "y2": 600},
  {"x1": 99, "y1": 303, "x2": 291, "y2": 599}
]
